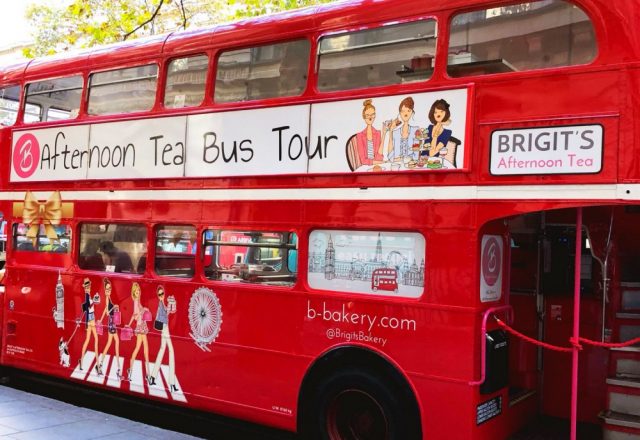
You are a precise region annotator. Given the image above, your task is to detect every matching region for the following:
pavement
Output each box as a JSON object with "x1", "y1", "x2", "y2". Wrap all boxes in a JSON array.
[
  {"x1": 0, "y1": 384, "x2": 202, "y2": 440},
  {"x1": 0, "y1": 378, "x2": 598, "y2": 440}
]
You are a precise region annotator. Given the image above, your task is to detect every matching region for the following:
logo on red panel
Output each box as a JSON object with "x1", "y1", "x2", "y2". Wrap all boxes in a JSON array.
[
  {"x1": 482, "y1": 237, "x2": 501, "y2": 287},
  {"x1": 13, "y1": 134, "x2": 40, "y2": 179}
]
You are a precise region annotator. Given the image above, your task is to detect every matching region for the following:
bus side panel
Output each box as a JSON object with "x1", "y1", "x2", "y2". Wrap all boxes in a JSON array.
[
  {"x1": 620, "y1": 66, "x2": 640, "y2": 182},
  {"x1": 2, "y1": 267, "x2": 64, "y2": 372}
]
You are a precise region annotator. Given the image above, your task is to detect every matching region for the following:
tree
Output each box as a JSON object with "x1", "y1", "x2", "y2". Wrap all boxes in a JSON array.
[{"x1": 24, "y1": 0, "x2": 336, "y2": 58}]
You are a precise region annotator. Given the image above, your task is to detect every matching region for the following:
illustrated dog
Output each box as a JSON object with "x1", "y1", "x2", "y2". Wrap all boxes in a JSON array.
[{"x1": 58, "y1": 338, "x2": 70, "y2": 367}]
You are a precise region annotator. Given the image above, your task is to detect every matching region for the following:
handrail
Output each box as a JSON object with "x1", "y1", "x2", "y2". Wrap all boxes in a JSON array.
[{"x1": 468, "y1": 305, "x2": 513, "y2": 386}]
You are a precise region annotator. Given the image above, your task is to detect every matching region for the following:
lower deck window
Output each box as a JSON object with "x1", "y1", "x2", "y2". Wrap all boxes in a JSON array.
[
  {"x1": 204, "y1": 230, "x2": 297, "y2": 286},
  {"x1": 79, "y1": 223, "x2": 146, "y2": 274},
  {"x1": 13, "y1": 223, "x2": 71, "y2": 253},
  {"x1": 154, "y1": 225, "x2": 196, "y2": 278}
]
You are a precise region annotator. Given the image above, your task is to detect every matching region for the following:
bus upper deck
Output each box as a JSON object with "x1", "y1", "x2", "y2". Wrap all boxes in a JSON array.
[{"x1": 0, "y1": 0, "x2": 638, "y2": 194}]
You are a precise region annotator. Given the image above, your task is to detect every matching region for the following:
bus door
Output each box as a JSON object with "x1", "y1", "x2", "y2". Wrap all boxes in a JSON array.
[
  {"x1": 538, "y1": 222, "x2": 605, "y2": 422},
  {"x1": 507, "y1": 208, "x2": 615, "y2": 423},
  {"x1": 505, "y1": 214, "x2": 541, "y2": 409}
]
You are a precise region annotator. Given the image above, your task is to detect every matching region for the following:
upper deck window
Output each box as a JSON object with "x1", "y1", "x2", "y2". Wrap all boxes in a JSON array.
[
  {"x1": 214, "y1": 40, "x2": 310, "y2": 103},
  {"x1": 24, "y1": 75, "x2": 83, "y2": 123},
  {"x1": 448, "y1": 0, "x2": 596, "y2": 77},
  {"x1": 88, "y1": 64, "x2": 158, "y2": 115},
  {"x1": 0, "y1": 85, "x2": 20, "y2": 126},
  {"x1": 164, "y1": 55, "x2": 208, "y2": 109},
  {"x1": 317, "y1": 20, "x2": 437, "y2": 92}
]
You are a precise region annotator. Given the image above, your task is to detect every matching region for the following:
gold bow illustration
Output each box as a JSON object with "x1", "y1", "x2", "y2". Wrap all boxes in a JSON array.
[{"x1": 22, "y1": 191, "x2": 62, "y2": 243}]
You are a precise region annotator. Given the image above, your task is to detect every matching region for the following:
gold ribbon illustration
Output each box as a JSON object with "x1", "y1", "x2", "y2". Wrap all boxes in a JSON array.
[{"x1": 22, "y1": 191, "x2": 63, "y2": 242}]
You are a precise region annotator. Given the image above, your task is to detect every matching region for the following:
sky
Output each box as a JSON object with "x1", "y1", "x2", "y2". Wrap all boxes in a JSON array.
[
  {"x1": 0, "y1": 0, "x2": 65, "y2": 64},
  {"x1": 0, "y1": 2, "x2": 38, "y2": 48}
]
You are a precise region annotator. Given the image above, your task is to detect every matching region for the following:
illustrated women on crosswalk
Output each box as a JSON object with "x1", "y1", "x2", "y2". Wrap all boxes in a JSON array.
[
  {"x1": 79, "y1": 278, "x2": 99, "y2": 371},
  {"x1": 148, "y1": 285, "x2": 178, "y2": 392},
  {"x1": 97, "y1": 278, "x2": 121, "y2": 378},
  {"x1": 126, "y1": 282, "x2": 150, "y2": 382}
]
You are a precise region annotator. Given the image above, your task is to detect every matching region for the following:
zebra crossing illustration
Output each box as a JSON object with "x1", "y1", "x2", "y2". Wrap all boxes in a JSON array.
[{"x1": 71, "y1": 351, "x2": 186, "y2": 402}]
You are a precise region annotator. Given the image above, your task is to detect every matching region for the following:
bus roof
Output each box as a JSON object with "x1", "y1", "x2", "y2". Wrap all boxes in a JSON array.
[{"x1": 6, "y1": 0, "x2": 637, "y2": 83}]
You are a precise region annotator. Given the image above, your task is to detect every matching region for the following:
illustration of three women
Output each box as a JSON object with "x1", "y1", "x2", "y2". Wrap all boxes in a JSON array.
[{"x1": 352, "y1": 97, "x2": 453, "y2": 167}]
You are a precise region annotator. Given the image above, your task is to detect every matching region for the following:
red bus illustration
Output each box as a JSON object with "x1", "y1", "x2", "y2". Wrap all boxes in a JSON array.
[
  {"x1": 0, "y1": 0, "x2": 638, "y2": 439},
  {"x1": 371, "y1": 268, "x2": 398, "y2": 293}
]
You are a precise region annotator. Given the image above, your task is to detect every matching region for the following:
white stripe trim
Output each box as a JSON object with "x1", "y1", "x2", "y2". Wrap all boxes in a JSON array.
[{"x1": 0, "y1": 184, "x2": 638, "y2": 202}]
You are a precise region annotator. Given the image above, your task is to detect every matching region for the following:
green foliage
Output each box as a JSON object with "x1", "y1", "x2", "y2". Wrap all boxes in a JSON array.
[{"x1": 24, "y1": 0, "x2": 336, "y2": 58}]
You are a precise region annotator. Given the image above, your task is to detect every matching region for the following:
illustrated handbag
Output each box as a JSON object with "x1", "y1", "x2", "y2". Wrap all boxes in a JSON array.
[
  {"x1": 120, "y1": 325, "x2": 133, "y2": 341},
  {"x1": 112, "y1": 307, "x2": 121, "y2": 325},
  {"x1": 96, "y1": 321, "x2": 104, "y2": 336},
  {"x1": 154, "y1": 320, "x2": 164, "y2": 331},
  {"x1": 142, "y1": 308, "x2": 152, "y2": 322}
]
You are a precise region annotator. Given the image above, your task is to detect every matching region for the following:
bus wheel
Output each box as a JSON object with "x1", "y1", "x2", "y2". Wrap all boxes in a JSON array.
[
  {"x1": 302, "y1": 368, "x2": 419, "y2": 440},
  {"x1": 327, "y1": 388, "x2": 387, "y2": 439}
]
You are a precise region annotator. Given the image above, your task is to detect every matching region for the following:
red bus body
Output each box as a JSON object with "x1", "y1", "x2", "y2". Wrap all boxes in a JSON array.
[{"x1": 0, "y1": 0, "x2": 639, "y2": 439}]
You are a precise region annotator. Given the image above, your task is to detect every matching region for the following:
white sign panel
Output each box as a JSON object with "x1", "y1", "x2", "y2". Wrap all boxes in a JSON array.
[
  {"x1": 309, "y1": 88, "x2": 468, "y2": 173},
  {"x1": 10, "y1": 88, "x2": 469, "y2": 183},
  {"x1": 11, "y1": 125, "x2": 90, "y2": 182},
  {"x1": 490, "y1": 124, "x2": 603, "y2": 175},
  {"x1": 185, "y1": 105, "x2": 310, "y2": 177},
  {"x1": 87, "y1": 116, "x2": 187, "y2": 180},
  {"x1": 480, "y1": 235, "x2": 503, "y2": 303}
]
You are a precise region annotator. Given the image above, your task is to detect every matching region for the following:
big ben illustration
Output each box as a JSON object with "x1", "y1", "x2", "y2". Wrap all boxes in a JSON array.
[
  {"x1": 324, "y1": 235, "x2": 335, "y2": 280},
  {"x1": 53, "y1": 272, "x2": 64, "y2": 329}
]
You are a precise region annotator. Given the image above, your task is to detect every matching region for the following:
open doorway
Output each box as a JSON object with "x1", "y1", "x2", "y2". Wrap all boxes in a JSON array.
[{"x1": 501, "y1": 206, "x2": 640, "y2": 437}]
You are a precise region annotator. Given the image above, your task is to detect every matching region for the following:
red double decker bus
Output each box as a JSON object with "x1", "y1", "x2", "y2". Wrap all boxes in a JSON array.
[
  {"x1": 371, "y1": 268, "x2": 399, "y2": 293},
  {"x1": 0, "y1": 0, "x2": 639, "y2": 438}
]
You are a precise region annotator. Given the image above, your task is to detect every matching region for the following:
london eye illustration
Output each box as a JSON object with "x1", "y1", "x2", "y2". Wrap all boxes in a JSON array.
[
  {"x1": 386, "y1": 251, "x2": 405, "y2": 270},
  {"x1": 188, "y1": 287, "x2": 223, "y2": 352}
]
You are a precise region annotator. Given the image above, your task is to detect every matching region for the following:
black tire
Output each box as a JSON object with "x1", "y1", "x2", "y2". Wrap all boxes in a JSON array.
[{"x1": 301, "y1": 367, "x2": 421, "y2": 440}]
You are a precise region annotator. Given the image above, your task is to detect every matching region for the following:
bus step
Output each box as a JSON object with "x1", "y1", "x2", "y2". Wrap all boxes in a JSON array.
[
  {"x1": 608, "y1": 392, "x2": 640, "y2": 417},
  {"x1": 601, "y1": 410, "x2": 640, "y2": 431},
  {"x1": 615, "y1": 358, "x2": 640, "y2": 380},
  {"x1": 607, "y1": 377, "x2": 640, "y2": 389}
]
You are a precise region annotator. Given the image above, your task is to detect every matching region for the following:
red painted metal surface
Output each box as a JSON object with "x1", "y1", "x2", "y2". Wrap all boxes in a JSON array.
[
  {"x1": 0, "y1": 0, "x2": 638, "y2": 439},
  {"x1": 571, "y1": 208, "x2": 583, "y2": 440}
]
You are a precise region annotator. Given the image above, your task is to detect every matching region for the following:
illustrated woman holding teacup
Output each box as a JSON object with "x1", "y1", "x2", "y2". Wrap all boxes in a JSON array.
[
  {"x1": 126, "y1": 282, "x2": 150, "y2": 381},
  {"x1": 383, "y1": 96, "x2": 419, "y2": 163},
  {"x1": 97, "y1": 278, "x2": 120, "y2": 378},
  {"x1": 425, "y1": 99, "x2": 453, "y2": 157}
]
